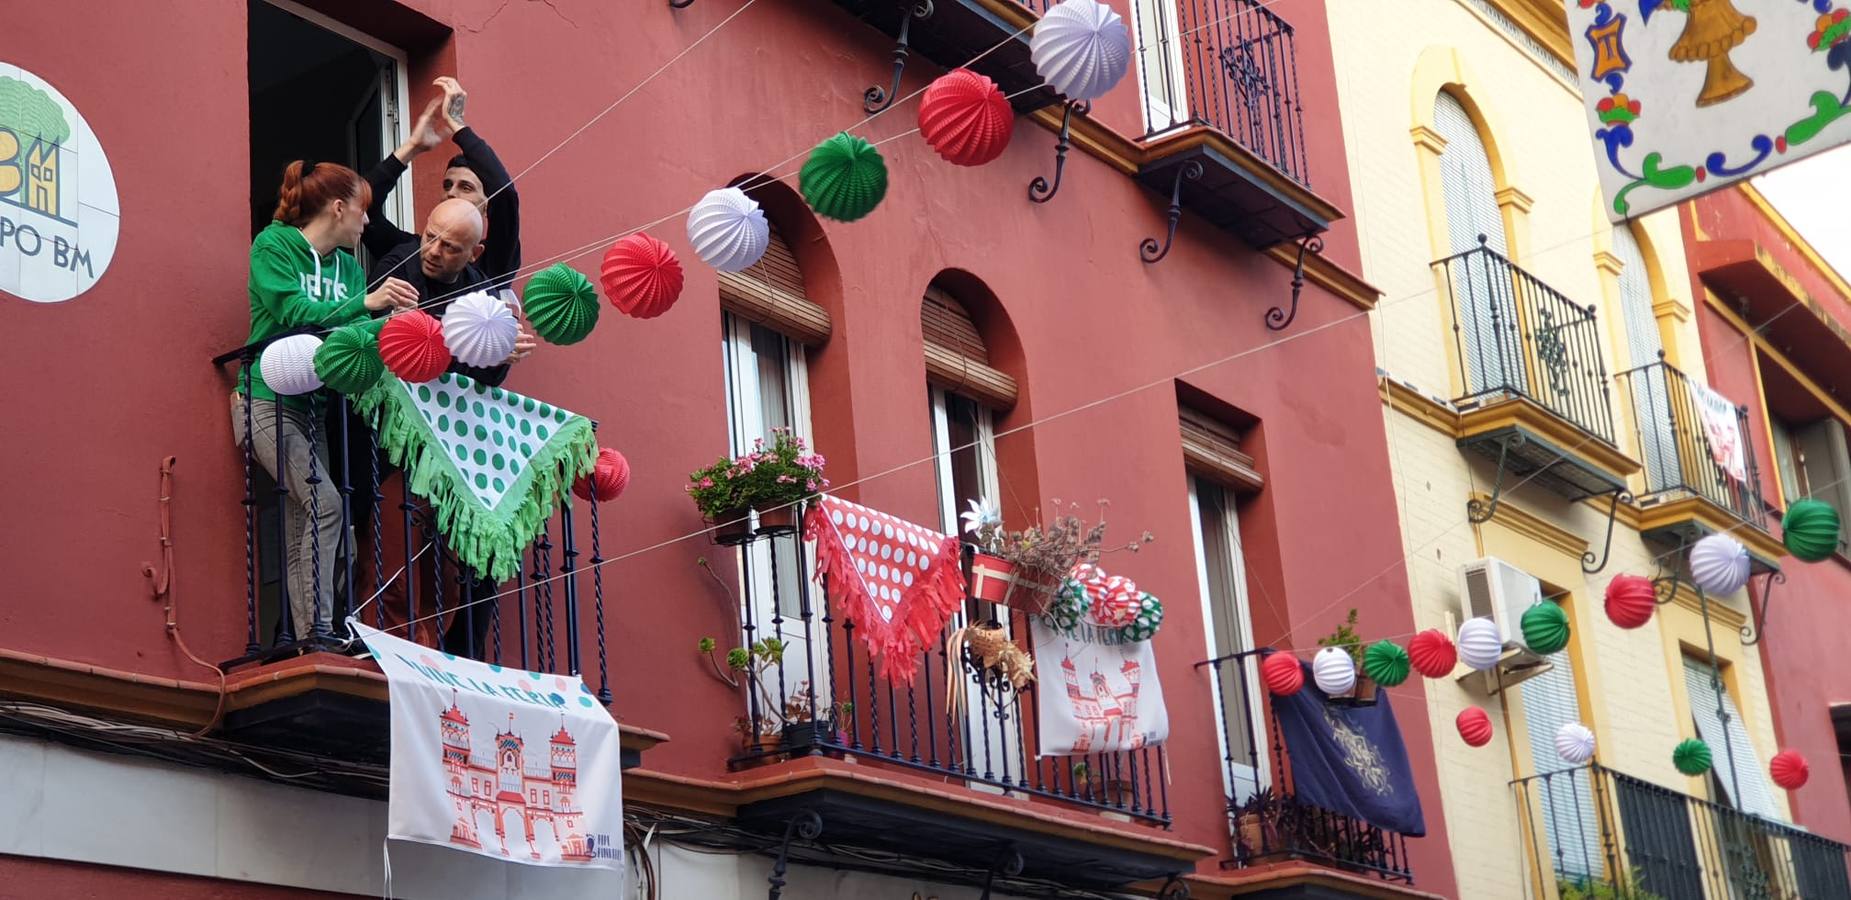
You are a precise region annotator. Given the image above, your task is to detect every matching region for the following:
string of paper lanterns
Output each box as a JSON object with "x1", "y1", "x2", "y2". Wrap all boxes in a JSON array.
[
  {"x1": 602, "y1": 232, "x2": 686, "y2": 319},
  {"x1": 378, "y1": 310, "x2": 451, "y2": 383},
  {"x1": 260, "y1": 333, "x2": 325, "y2": 396},
  {"x1": 918, "y1": 69, "x2": 1015, "y2": 166},
  {"x1": 1312, "y1": 646, "x2": 1357, "y2": 697},
  {"x1": 442, "y1": 291, "x2": 521, "y2": 368},
  {"x1": 1769, "y1": 749, "x2": 1809, "y2": 790},
  {"x1": 1457, "y1": 707, "x2": 1493, "y2": 747},
  {"x1": 1555, "y1": 722, "x2": 1596, "y2": 764},
  {"x1": 1362, "y1": 640, "x2": 1411, "y2": 688},
  {"x1": 1689, "y1": 533, "x2": 1751, "y2": 596},
  {"x1": 1456, "y1": 617, "x2": 1503, "y2": 672},
  {"x1": 1408, "y1": 629, "x2": 1456, "y2": 678},
  {"x1": 1028, "y1": 0, "x2": 1131, "y2": 102},
  {"x1": 522, "y1": 263, "x2": 601, "y2": 345},
  {"x1": 313, "y1": 322, "x2": 385, "y2": 395},
  {"x1": 573, "y1": 447, "x2": 632, "y2": 503}
]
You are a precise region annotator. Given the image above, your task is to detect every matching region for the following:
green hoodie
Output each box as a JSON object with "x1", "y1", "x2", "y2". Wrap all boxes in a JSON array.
[{"x1": 242, "y1": 220, "x2": 370, "y2": 407}]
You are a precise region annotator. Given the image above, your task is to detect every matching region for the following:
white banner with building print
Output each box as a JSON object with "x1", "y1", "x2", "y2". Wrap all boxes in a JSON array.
[
  {"x1": 1030, "y1": 618, "x2": 1168, "y2": 756},
  {"x1": 353, "y1": 622, "x2": 624, "y2": 872}
]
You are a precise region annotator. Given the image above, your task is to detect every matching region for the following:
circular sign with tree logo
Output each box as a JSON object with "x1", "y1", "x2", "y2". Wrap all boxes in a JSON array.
[{"x1": 0, "y1": 63, "x2": 119, "y2": 303}]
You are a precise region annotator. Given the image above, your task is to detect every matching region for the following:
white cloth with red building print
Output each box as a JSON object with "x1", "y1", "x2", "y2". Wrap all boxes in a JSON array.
[
  {"x1": 805, "y1": 495, "x2": 966, "y2": 686},
  {"x1": 1690, "y1": 380, "x2": 1747, "y2": 483},
  {"x1": 354, "y1": 622, "x2": 624, "y2": 872},
  {"x1": 1030, "y1": 617, "x2": 1169, "y2": 755}
]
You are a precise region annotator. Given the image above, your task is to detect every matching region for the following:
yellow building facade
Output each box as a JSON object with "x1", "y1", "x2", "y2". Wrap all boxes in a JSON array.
[{"x1": 1325, "y1": 2, "x2": 1791, "y2": 897}]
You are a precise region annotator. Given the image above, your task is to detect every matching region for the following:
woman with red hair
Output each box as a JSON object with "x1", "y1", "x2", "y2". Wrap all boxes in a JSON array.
[{"x1": 232, "y1": 160, "x2": 416, "y2": 642}]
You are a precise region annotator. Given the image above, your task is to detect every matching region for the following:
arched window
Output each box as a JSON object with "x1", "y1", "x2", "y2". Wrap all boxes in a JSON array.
[
  {"x1": 1611, "y1": 226, "x2": 1678, "y2": 489},
  {"x1": 1433, "y1": 92, "x2": 1518, "y2": 393}
]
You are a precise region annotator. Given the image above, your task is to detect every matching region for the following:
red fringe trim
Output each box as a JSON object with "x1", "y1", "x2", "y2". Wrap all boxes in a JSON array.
[{"x1": 805, "y1": 503, "x2": 965, "y2": 686}]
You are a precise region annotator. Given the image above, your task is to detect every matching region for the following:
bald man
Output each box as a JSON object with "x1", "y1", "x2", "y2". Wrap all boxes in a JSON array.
[{"x1": 370, "y1": 198, "x2": 535, "y2": 385}]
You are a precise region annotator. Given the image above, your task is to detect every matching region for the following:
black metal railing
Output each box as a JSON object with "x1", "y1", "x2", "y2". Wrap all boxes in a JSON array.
[
  {"x1": 1135, "y1": 0, "x2": 1309, "y2": 186},
  {"x1": 1198, "y1": 649, "x2": 1415, "y2": 882},
  {"x1": 1512, "y1": 763, "x2": 1851, "y2": 900},
  {"x1": 1618, "y1": 357, "x2": 1767, "y2": 530},
  {"x1": 1435, "y1": 239, "x2": 1616, "y2": 443},
  {"x1": 723, "y1": 523, "x2": 1170, "y2": 826},
  {"x1": 214, "y1": 342, "x2": 609, "y2": 701}
]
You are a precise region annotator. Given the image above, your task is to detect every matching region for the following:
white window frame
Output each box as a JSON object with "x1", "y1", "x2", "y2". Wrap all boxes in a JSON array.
[
  {"x1": 930, "y1": 386, "x2": 1021, "y2": 783},
  {"x1": 721, "y1": 313, "x2": 822, "y2": 712},
  {"x1": 1188, "y1": 476, "x2": 1268, "y2": 806},
  {"x1": 1129, "y1": 0, "x2": 1192, "y2": 133},
  {"x1": 264, "y1": 0, "x2": 415, "y2": 234}
]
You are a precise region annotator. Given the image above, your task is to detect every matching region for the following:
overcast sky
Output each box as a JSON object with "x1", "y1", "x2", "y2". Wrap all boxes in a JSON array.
[{"x1": 1751, "y1": 144, "x2": 1851, "y2": 281}]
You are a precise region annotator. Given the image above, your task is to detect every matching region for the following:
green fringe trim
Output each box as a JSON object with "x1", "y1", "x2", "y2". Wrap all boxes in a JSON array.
[{"x1": 353, "y1": 376, "x2": 597, "y2": 583}]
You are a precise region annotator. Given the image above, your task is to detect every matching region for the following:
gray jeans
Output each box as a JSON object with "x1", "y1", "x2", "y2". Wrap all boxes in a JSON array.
[{"x1": 229, "y1": 392, "x2": 344, "y2": 638}]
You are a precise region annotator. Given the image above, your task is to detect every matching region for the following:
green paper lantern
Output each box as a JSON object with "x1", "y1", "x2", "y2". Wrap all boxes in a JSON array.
[
  {"x1": 313, "y1": 323, "x2": 385, "y2": 395},
  {"x1": 1048, "y1": 578, "x2": 1087, "y2": 632},
  {"x1": 1361, "y1": 640, "x2": 1412, "y2": 687},
  {"x1": 1673, "y1": 737, "x2": 1713, "y2": 776},
  {"x1": 1521, "y1": 602, "x2": 1571, "y2": 656},
  {"x1": 1120, "y1": 593, "x2": 1164, "y2": 642},
  {"x1": 1782, "y1": 498, "x2": 1841, "y2": 563},
  {"x1": 522, "y1": 263, "x2": 601, "y2": 345},
  {"x1": 800, "y1": 132, "x2": 888, "y2": 222}
]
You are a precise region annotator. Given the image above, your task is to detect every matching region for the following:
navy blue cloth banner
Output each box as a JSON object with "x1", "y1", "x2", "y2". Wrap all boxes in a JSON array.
[{"x1": 1267, "y1": 654, "x2": 1426, "y2": 836}]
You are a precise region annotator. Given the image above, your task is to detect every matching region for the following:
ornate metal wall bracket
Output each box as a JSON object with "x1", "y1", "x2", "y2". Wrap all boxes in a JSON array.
[
  {"x1": 1158, "y1": 874, "x2": 1192, "y2": 898},
  {"x1": 1652, "y1": 538, "x2": 1688, "y2": 606},
  {"x1": 766, "y1": 809, "x2": 824, "y2": 900},
  {"x1": 1466, "y1": 431, "x2": 1527, "y2": 523},
  {"x1": 1140, "y1": 160, "x2": 1203, "y2": 264},
  {"x1": 976, "y1": 846, "x2": 1025, "y2": 900},
  {"x1": 1741, "y1": 569, "x2": 1784, "y2": 645},
  {"x1": 668, "y1": 0, "x2": 694, "y2": 8},
  {"x1": 864, "y1": 1, "x2": 934, "y2": 113},
  {"x1": 1580, "y1": 488, "x2": 1635, "y2": 574},
  {"x1": 1028, "y1": 100, "x2": 1089, "y2": 203},
  {"x1": 1267, "y1": 233, "x2": 1324, "y2": 331}
]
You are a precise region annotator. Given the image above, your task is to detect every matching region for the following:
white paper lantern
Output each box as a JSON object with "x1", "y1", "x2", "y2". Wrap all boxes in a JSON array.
[
  {"x1": 1456, "y1": 616, "x2": 1504, "y2": 672},
  {"x1": 1312, "y1": 646, "x2": 1356, "y2": 697},
  {"x1": 1030, "y1": 0, "x2": 1132, "y2": 102},
  {"x1": 1689, "y1": 534, "x2": 1751, "y2": 595},
  {"x1": 442, "y1": 291, "x2": 520, "y2": 368},
  {"x1": 1555, "y1": 722, "x2": 1596, "y2": 764},
  {"x1": 260, "y1": 334, "x2": 324, "y2": 396},
  {"x1": 686, "y1": 187, "x2": 769, "y2": 273}
]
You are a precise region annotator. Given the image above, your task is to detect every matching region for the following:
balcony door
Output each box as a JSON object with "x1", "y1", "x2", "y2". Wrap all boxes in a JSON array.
[
  {"x1": 1516, "y1": 611, "x2": 1604, "y2": 881},
  {"x1": 1131, "y1": 0, "x2": 1191, "y2": 133},
  {"x1": 1433, "y1": 92, "x2": 1522, "y2": 397},
  {"x1": 1189, "y1": 477, "x2": 1267, "y2": 805},
  {"x1": 1611, "y1": 226, "x2": 1679, "y2": 491},
  {"x1": 721, "y1": 314, "x2": 824, "y2": 718}
]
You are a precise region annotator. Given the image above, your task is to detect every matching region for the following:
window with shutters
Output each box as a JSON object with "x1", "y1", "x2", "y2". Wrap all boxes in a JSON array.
[
  {"x1": 1517, "y1": 597, "x2": 1604, "y2": 880},
  {"x1": 1180, "y1": 407, "x2": 1266, "y2": 803},
  {"x1": 1681, "y1": 655, "x2": 1779, "y2": 819},
  {"x1": 1432, "y1": 92, "x2": 1521, "y2": 394},
  {"x1": 1610, "y1": 226, "x2": 1680, "y2": 491}
]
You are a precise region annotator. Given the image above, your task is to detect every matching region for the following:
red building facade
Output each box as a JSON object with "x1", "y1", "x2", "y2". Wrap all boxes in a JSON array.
[{"x1": 0, "y1": 1, "x2": 1454, "y2": 896}]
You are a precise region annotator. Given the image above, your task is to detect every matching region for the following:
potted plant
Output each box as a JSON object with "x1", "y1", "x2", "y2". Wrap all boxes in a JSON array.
[
  {"x1": 1318, "y1": 608, "x2": 1375, "y2": 706},
  {"x1": 1232, "y1": 786, "x2": 1283, "y2": 859},
  {"x1": 1069, "y1": 760, "x2": 1135, "y2": 806},
  {"x1": 960, "y1": 498, "x2": 1153, "y2": 614},
  {"x1": 686, "y1": 428, "x2": 828, "y2": 541},
  {"x1": 778, "y1": 684, "x2": 849, "y2": 749},
  {"x1": 698, "y1": 635, "x2": 794, "y2": 753}
]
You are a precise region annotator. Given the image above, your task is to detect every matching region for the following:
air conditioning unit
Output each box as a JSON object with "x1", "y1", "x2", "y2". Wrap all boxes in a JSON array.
[{"x1": 1451, "y1": 557, "x2": 1554, "y2": 694}]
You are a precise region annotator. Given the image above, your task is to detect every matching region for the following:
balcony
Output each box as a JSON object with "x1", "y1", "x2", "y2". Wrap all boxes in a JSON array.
[
  {"x1": 1199, "y1": 650, "x2": 1417, "y2": 884},
  {"x1": 1512, "y1": 763, "x2": 1851, "y2": 899},
  {"x1": 1434, "y1": 241, "x2": 1637, "y2": 507},
  {"x1": 1617, "y1": 358, "x2": 1785, "y2": 567},
  {"x1": 1134, "y1": 0, "x2": 1335, "y2": 248},
  {"x1": 209, "y1": 344, "x2": 624, "y2": 775},
  {"x1": 713, "y1": 525, "x2": 1206, "y2": 891}
]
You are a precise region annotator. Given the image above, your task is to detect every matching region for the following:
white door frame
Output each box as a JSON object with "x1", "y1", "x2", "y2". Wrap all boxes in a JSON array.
[
  {"x1": 1129, "y1": 0, "x2": 1192, "y2": 132},
  {"x1": 1188, "y1": 476, "x2": 1269, "y2": 806}
]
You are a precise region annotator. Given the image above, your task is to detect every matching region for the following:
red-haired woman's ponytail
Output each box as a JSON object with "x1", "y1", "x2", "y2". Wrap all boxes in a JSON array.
[{"x1": 271, "y1": 160, "x2": 369, "y2": 226}]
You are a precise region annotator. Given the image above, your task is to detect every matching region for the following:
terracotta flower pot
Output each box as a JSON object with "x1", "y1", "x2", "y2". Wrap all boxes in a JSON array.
[
  {"x1": 1332, "y1": 674, "x2": 1378, "y2": 707},
  {"x1": 753, "y1": 502, "x2": 799, "y2": 535},
  {"x1": 706, "y1": 508, "x2": 754, "y2": 545}
]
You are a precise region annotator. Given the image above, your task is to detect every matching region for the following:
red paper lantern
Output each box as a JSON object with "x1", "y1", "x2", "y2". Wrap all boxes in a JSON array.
[
  {"x1": 1457, "y1": 707, "x2": 1493, "y2": 747},
  {"x1": 601, "y1": 233, "x2": 684, "y2": 319},
  {"x1": 1605, "y1": 574, "x2": 1656, "y2": 629},
  {"x1": 1408, "y1": 629, "x2": 1457, "y2": 678},
  {"x1": 573, "y1": 447, "x2": 631, "y2": 503},
  {"x1": 1261, "y1": 651, "x2": 1304, "y2": 696},
  {"x1": 918, "y1": 69, "x2": 1015, "y2": 167},
  {"x1": 1770, "y1": 749, "x2": 1810, "y2": 790},
  {"x1": 377, "y1": 310, "x2": 451, "y2": 383}
]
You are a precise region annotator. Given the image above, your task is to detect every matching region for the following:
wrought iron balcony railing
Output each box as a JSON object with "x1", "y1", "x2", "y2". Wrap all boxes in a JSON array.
[
  {"x1": 214, "y1": 342, "x2": 610, "y2": 700},
  {"x1": 1134, "y1": 0, "x2": 1310, "y2": 186},
  {"x1": 725, "y1": 526, "x2": 1170, "y2": 826},
  {"x1": 1617, "y1": 357, "x2": 1767, "y2": 530},
  {"x1": 1198, "y1": 649, "x2": 1414, "y2": 882},
  {"x1": 1512, "y1": 763, "x2": 1851, "y2": 899},
  {"x1": 1434, "y1": 240, "x2": 1617, "y2": 443}
]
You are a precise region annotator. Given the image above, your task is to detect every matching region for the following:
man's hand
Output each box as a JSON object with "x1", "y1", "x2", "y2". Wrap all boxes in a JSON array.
[
  {"x1": 506, "y1": 324, "x2": 536, "y2": 365},
  {"x1": 436, "y1": 77, "x2": 468, "y2": 133},
  {"x1": 394, "y1": 96, "x2": 447, "y2": 163},
  {"x1": 365, "y1": 277, "x2": 419, "y2": 313}
]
